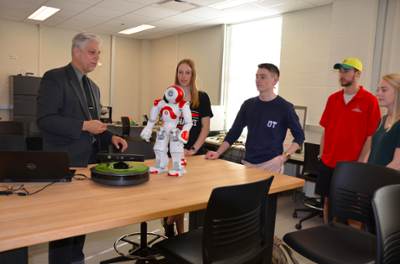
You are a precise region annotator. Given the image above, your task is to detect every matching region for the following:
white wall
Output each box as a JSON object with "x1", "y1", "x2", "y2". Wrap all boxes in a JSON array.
[
  {"x1": 113, "y1": 37, "x2": 140, "y2": 122},
  {"x1": 279, "y1": 0, "x2": 380, "y2": 144},
  {"x1": 142, "y1": 26, "x2": 224, "y2": 122},
  {"x1": 0, "y1": 19, "x2": 223, "y2": 125},
  {"x1": 380, "y1": 0, "x2": 400, "y2": 75}
]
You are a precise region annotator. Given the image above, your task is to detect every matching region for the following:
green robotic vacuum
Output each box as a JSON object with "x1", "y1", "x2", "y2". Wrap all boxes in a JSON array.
[{"x1": 91, "y1": 154, "x2": 149, "y2": 186}]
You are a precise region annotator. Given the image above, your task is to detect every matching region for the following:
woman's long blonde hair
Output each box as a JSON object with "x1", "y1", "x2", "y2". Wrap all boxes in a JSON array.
[
  {"x1": 382, "y1": 73, "x2": 400, "y2": 131},
  {"x1": 174, "y1": 59, "x2": 200, "y2": 108}
]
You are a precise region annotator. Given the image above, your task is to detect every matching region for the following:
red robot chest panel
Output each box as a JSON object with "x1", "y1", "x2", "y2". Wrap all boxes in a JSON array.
[{"x1": 161, "y1": 106, "x2": 179, "y2": 120}]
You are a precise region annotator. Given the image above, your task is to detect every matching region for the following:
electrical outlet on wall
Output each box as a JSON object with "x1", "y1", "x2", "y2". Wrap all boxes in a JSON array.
[{"x1": 10, "y1": 55, "x2": 17, "y2": 59}]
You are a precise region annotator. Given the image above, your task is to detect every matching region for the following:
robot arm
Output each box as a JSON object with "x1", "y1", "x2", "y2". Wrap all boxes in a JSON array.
[
  {"x1": 177, "y1": 102, "x2": 192, "y2": 144},
  {"x1": 140, "y1": 99, "x2": 165, "y2": 142}
]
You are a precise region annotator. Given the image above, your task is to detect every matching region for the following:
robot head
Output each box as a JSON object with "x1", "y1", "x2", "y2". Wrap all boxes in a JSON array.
[{"x1": 165, "y1": 85, "x2": 184, "y2": 104}]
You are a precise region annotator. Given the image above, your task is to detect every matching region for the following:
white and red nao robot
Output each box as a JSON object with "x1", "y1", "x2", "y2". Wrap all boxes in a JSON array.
[{"x1": 140, "y1": 85, "x2": 192, "y2": 177}]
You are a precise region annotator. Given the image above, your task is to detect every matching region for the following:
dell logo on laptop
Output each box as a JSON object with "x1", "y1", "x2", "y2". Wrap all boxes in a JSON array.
[{"x1": 27, "y1": 163, "x2": 36, "y2": 170}]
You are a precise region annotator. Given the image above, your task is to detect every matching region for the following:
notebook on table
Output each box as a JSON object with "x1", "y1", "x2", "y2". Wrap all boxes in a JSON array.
[{"x1": 0, "y1": 151, "x2": 74, "y2": 182}]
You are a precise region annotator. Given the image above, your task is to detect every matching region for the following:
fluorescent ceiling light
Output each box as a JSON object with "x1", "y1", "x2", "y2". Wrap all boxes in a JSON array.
[
  {"x1": 28, "y1": 6, "x2": 60, "y2": 21},
  {"x1": 209, "y1": 0, "x2": 260, "y2": 10},
  {"x1": 119, "y1": 24, "x2": 156, "y2": 35}
]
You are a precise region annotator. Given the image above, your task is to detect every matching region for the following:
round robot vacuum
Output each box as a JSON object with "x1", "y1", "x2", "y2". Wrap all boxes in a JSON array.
[{"x1": 91, "y1": 161, "x2": 149, "y2": 186}]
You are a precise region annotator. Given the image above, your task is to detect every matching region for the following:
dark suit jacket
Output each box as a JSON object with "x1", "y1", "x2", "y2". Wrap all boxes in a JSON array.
[{"x1": 37, "y1": 63, "x2": 115, "y2": 167}]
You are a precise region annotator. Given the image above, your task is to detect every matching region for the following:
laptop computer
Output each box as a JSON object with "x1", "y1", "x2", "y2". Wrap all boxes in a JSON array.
[{"x1": 0, "y1": 151, "x2": 74, "y2": 182}]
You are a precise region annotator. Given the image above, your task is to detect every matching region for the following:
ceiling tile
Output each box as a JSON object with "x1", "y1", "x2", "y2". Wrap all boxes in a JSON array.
[
  {"x1": 214, "y1": 8, "x2": 279, "y2": 24},
  {"x1": 0, "y1": 0, "x2": 40, "y2": 13},
  {"x1": 132, "y1": 6, "x2": 179, "y2": 19},
  {"x1": 193, "y1": 19, "x2": 221, "y2": 27},
  {"x1": 32, "y1": 15, "x2": 68, "y2": 26},
  {"x1": 150, "y1": 19, "x2": 185, "y2": 29},
  {"x1": 83, "y1": 6, "x2": 126, "y2": 18},
  {"x1": 87, "y1": 24, "x2": 121, "y2": 34},
  {"x1": 56, "y1": 23, "x2": 84, "y2": 31},
  {"x1": 268, "y1": 1, "x2": 314, "y2": 13},
  {"x1": 58, "y1": 18, "x2": 98, "y2": 29},
  {"x1": 116, "y1": 13, "x2": 156, "y2": 24},
  {"x1": 184, "y1": 7, "x2": 227, "y2": 20},
  {"x1": 103, "y1": 19, "x2": 138, "y2": 29},
  {"x1": 72, "y1": 13, "x2": 111, "y2": 24},
  {"x1": 188, "y1": 0, "x2": 224, "y2": 6},
  {"x1": 0, "y1": 8, "x2": 27, "y2": 22},
  {"x1": 124, "y1": 0, "x2": 159, "y2": 5},
  {"x1": 0, "y1": 6, "x2": 30, "y2": 18},
  {"x1": 303, "y1": 0, "x2": 333, "y2": 6},
  {"x1": 219, "y1": 2, "x2": 262, "y2": 16},
  {"x1": 0, "y1": 0, "x2": 335, "y2": 41},
  {"x1": 88, "y1": 28, "x2": 116, "y2": 35},
  {"x1": 45, "y1": 0, "x2": 92, "y2": 12},
  {"x1": 68, "y1": 0, "x2": 102, "y2": 5},
  {"x1": 253, "y1": 0, "x2": 297, "y2": 8},
  {"x1": 50, "y1": 9, "x2": 78, "y2": 19},
  {"x1": 96, "y1": 0, "x2": 144, "y2": 12},
  {"x1": 163, "y1": 13, "x2": 206, "y2": 24},
  {"x1": 176, "y1": 24, "x2": 202, "y2": 32},
  {"x1": 15, "y1": 0, "x2": 47, "y2": 5}
]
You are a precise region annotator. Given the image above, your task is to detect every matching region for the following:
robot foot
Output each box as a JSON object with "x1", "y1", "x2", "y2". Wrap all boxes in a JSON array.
[
  {"x1": 167, "y1": 169, "x2": 187, "y2": 178},
  {"x1": 149, "y1": 167, "x2": 168, "y2": 174}
]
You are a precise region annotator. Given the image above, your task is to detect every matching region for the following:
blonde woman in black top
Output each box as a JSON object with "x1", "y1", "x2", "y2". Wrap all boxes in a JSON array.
[{"x1": 161, "y1": 59, "x2": 213, "y2": 237}]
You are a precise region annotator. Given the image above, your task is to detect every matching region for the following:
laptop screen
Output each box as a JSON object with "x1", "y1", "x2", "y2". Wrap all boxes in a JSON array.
[{"x1": 0, "y1": 151, "x2": 73, "y2": 182}]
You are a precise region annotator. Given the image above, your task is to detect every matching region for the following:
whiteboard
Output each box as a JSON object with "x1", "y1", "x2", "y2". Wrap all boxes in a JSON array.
[{"x1": 283, "y1": 105, "x2": 307, "y2": 153}]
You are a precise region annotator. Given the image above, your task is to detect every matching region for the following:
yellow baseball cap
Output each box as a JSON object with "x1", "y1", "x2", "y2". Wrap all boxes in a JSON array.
[{"x1": 333, "y1": 58, "x2": 362, "y2": 72}]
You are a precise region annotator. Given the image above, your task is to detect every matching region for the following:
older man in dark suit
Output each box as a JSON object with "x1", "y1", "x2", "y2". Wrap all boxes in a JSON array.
[{"x1": 37, "y1": 32, "x2": 127, "y2": 264}]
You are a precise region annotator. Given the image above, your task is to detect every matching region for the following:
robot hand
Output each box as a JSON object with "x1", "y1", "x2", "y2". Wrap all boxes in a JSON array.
[
  {"x1": 170, "y1": 128, "x2": 179, "y2": 142},
  {"x1": 170, "y1": 128, "x2": 188, "y2": 144},
  {"x1": 178, "y1": 129, "x2": 189, "y2": 144},
  {"x1": 140, "y1": 126, "x2": 153, "y2": 142}
]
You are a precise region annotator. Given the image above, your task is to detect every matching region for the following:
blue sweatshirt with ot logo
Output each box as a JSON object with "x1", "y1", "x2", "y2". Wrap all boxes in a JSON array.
[{"x1": 224, "y1": 96, "x2": 305, "y2": 164}]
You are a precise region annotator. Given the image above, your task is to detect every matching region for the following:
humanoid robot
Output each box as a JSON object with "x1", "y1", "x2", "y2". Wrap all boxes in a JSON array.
[{"x1": 140, "y1": 85, "x2": 192, "y2": 177}]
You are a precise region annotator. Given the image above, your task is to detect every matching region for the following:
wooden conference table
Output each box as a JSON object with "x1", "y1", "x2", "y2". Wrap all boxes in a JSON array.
[{"x1": 0, "y1": 155, "x2": 304, "y2": 262}]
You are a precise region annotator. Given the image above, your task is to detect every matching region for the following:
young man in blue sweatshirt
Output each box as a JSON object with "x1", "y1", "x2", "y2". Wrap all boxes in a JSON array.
[{"x1": 206, "y1": 63, "x2": 305, "y2": 173}]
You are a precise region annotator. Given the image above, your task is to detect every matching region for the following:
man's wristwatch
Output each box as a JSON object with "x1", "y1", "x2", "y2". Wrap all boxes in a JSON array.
[
  {"x1": 283, "y1": 152, "x2": 291, "y2": 160},
  {"x1": 191, "y1": 147, "x2": 197, "y2": 154}
]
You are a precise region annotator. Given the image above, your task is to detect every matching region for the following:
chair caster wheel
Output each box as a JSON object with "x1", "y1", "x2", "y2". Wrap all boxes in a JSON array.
[
  {"x1": 293, "y1": 212, "x2": 298, "y2": 218},
  {"x1": 295, "y1": 223, "x2": 302, "y2": 230}
]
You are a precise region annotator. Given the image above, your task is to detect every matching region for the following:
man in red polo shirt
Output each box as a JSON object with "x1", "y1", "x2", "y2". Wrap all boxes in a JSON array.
[{"x1": 316, "y1": 58, "x2": 381, "y2": 227}]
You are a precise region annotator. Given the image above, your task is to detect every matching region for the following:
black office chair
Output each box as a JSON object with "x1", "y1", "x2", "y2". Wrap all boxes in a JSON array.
[
  {"x1": 152, "y1": 176, "x2": 275, "y2": 264},
  {"x1": 0, "y1": 121, "x2": 24, "y2": 135},
  {"x1": 120, "y1": 116, "x2": 131, "y2": 139},
  {"x1": 292, "y1": 142, "x2": 323, "y2": 230},
  {"x1": 372, "y1": 184, "x2": 400, "y2": 264},
  {"x1": 0, "y1": 134, "x2": 26, "y2": 151},
  {"x1": 26, "y1": 121, "x2": 43, "y2": 151},
  {"x1": 283, "y1": 161, "x2": 400, "y2": 264},
  {"x1": 101, "y1": 139, "x2": 159, "y2": 264}
]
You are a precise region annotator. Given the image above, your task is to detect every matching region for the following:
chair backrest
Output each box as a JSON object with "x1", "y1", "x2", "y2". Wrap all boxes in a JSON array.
[
  {"x1": 28, "y1": 121, "x2": 42, "y2": 137},
  {"x1": 121, "y1": 116, "x2": 130, "y2": 138},
  {"x1": 0, "y1": 135, "x2": 27, "y2": 151},
  {"x1": 329, "y1": 161, "x2": 400, "y2": 229},
  {"x1": 0, "y1": 121, "x2": 24, "y2": 136},
  {"x1": 109, "y1": 138, "x2": 155, "y2": 159},
  {"x1": 372, "y1": 184, "x2": 400, "y2": 264},
  {"x1": 300, "y1": 142, "x2": 319, "y2": 181},
  {"x1": 202, "y1": 176, "x2": 274, "y2": 264}
]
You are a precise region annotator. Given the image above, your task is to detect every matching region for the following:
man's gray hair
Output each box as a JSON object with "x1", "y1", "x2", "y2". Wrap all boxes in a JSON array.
[{"x1": 71, "y1": 32, "x2": 103, "y2": 58}]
